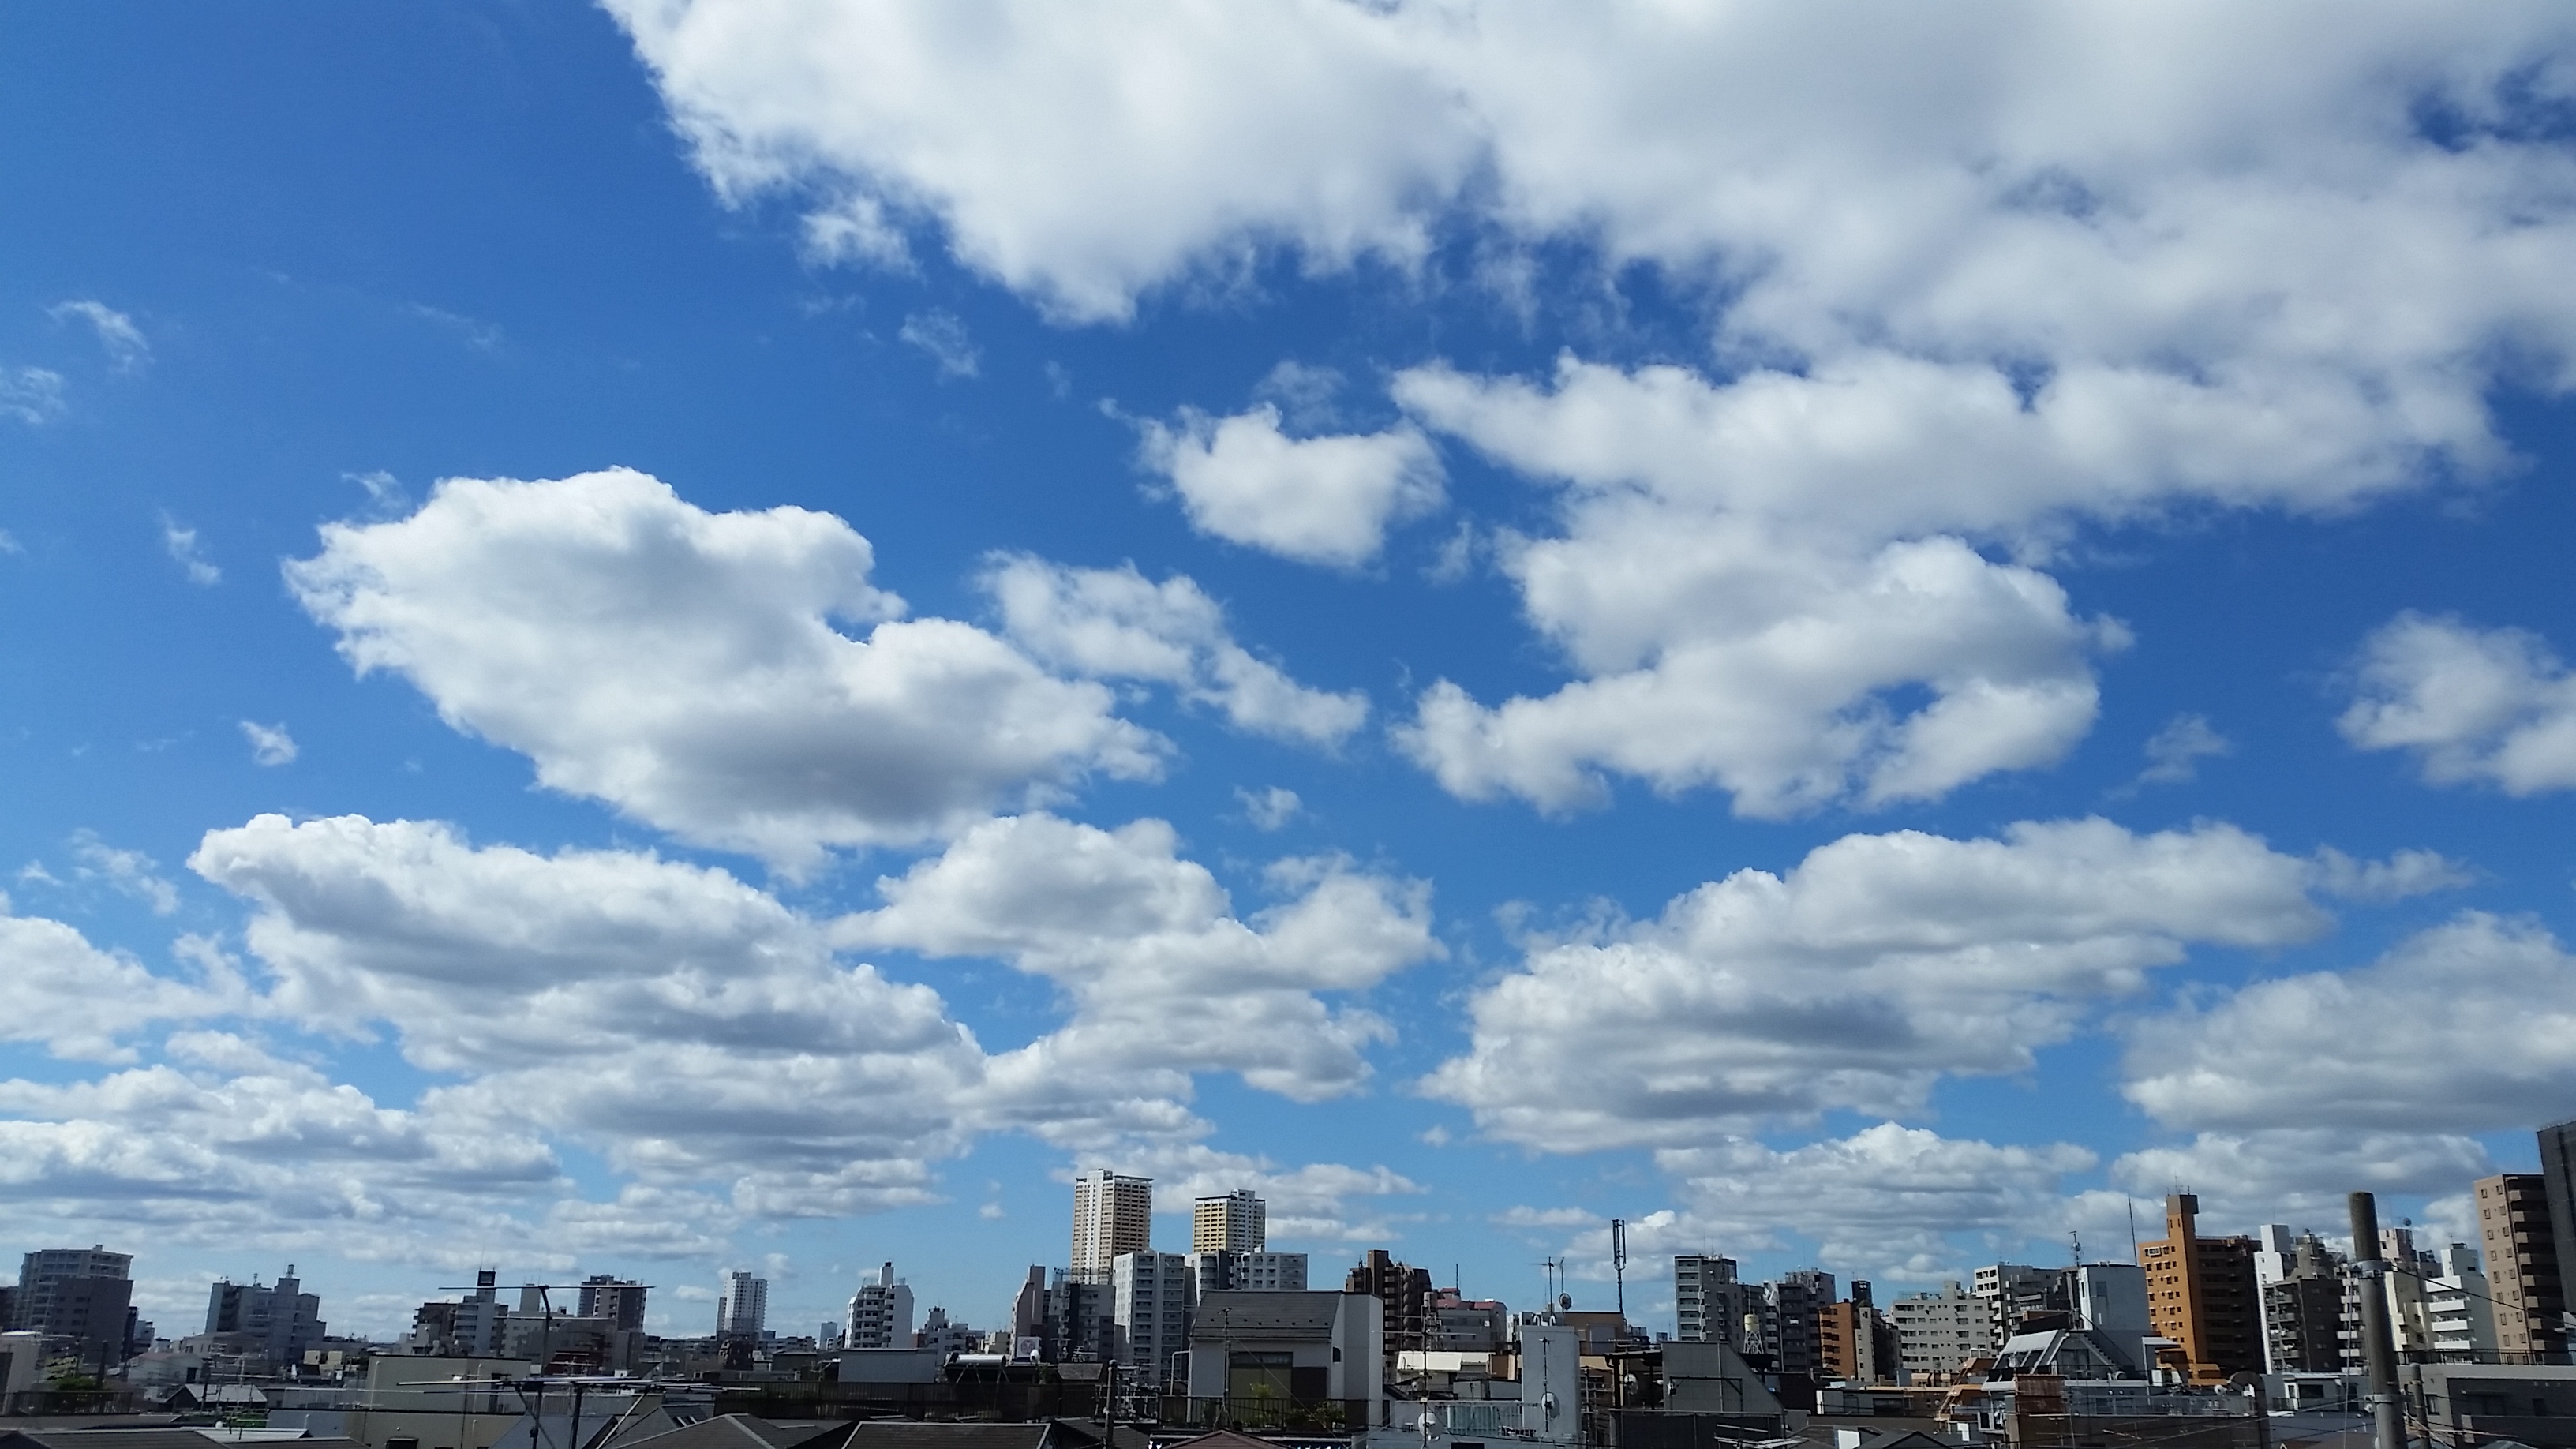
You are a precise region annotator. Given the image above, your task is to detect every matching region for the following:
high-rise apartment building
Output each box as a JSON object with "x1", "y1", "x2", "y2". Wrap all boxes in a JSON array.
[
  {"x1": 2541, "y1": 1122, "x2": 2576, "y2": 1327},
  {"x1": 1889, "y1": 1282, "x2": 1982, "y2": 1381},
  {"x1": 15, "y1": 1247, "x2": 133, "y2": 1361},
  {"x1": 717, "y1": 1270, "x2": 768, "y2": 1339},
  {"x1": 1193, "y1": 1191, "x2": 1266, "y2": 1253},
  {"x1": 2140, "y1": 1193, "x2": 2262, "y2": 1382},
  {"x1": 1817, "y1": 1282, "x2": 1893, "y2": 1384},
  {"x1": 1112, "y1": 1251, "x2": 1195, "y2": 1387},
  {"x1": 1675, "y1": 1255, "x2": 1750, "y2": 1346},
  {"x1": 1971, "y1": 1263, "x2": 2061, "y2": 1350},
  {"x1": 846, "y1": 1263, "x2": 915, "y2": 1350},
  {"x1": 2477, "y1": 1172, "x2": 2567, "y2": 1364},
  {"x1": 578, "y1": 1276, "x2": 648, "y2": 1332},
  {"x1": 1765, "y1": 1271, "x2": 1833, "y2": 1377},
  {"x1": 1072, "y1": 1170, "x2": 1153, "y2": 1283},
  {"x1": 204, "y1": 1266, "x2": 327, "y2": 1365},
  {"x1": 1347, "y1": 1251, "x2": 1434, "y2": 1368}
]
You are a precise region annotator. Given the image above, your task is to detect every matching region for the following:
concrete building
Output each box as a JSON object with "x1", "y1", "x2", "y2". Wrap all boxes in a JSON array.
[
  {"x1": 1193, "y1": 1190, "x2": 1265, "y2": 1253},
  {"x1": 1185, "y1": 1290, "x2": 1383, "y2": 1429},
  {"x1": 1043, "y1": 1271, "x2": 1112, "y2": 1362},
  {"x1": 914, "y1": 1305, "x2": 979, "y2": 1356},
  {"x1": 1972, "y1": 1263, "x2": 2059, "y2": 1351},
  {"x1": 13, "y1": 1246, "x2": 133, "y2": 1363},
  {"x1": 410, "y1": 1270, "x2": 507, "y2": 1357},
  {"x1": 2482, "y1": 1171, "x2": 2570, "y2": 1364},
  {"x1": 204, "y1": 1266, "x2": 327, "y2": 1367},
  {"x1": 576, "y1": 1276, "x2": 646, "y2": 1332},
  {"x1": 1072, "y1": 1170, "x2": 1152, "y2": 1283},
  {"x1": 1346, "y1": 1251, "x2": 1433, "y2": 1367},
  {"x1": 2544, "y1": 1121, "x2": 2576, "y2": 1323},
  {"x1": 1112, "y1": 1250, "x2": 1194, "y2": 1388},
  {"x1": 1818, "y1": 1282, "x2": 1894, "y2": 1384},
  {"x1": 1189, "y1": 1250, "x2": 1307, "y2": 1296},
  {"x1": 2423, "y1": 1243, "x2": 2499, "y2": 1363},
  {"x1": 1425, "y1": 1290, "x2": 1507, "y2": 1352},
  {"x1": 1674, "y1": 1255, "x2": 1752, "y2": 1348},
  {"x1": 2403, "y1": 1361, "x2": 2576, "y2": 1447},
  {"x1": 1889, "y1": 1281, "x2": 1983, "y2": 1382},
  {"x1": 846, "y1": 1263, "x2": 915, "y2": 1350},
  {"x1": 1765, "y1": 1271, "x2": 1833, "y2": 1377},
  {"x1": 2140, "y1": 1193, "x2": 2262, "y2": 1382},
  {"x1": 717, "y1": 1270, "x2": 768, "y2": 1339}
]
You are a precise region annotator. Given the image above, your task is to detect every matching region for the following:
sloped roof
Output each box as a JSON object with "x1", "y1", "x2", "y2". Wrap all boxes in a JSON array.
[{"x1": 844, "y1": 1425, "x2": 1055, "y2": 1449}]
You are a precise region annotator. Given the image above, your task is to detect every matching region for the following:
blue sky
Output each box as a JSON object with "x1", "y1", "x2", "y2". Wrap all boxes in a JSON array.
[{"x1": 7, "y1": 2, "x2": 2576, "y2": 1344}]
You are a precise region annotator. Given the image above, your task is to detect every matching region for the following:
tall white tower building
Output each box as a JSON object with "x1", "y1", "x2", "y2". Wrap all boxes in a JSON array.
[
  {"x1": 1072, "y1": 1170, "x2": 1152, "y2": 1283},
  {"x1": 717, "y1": 1270, "x2": 768, "y2": 1339}
]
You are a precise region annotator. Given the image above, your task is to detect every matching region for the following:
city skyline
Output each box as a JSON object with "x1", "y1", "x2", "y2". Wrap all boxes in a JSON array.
[{"x1": 6, "y1": 2, "x2": 2576, "y2": 1349}]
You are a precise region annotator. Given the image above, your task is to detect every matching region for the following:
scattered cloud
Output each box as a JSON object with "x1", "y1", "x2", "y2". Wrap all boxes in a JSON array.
[
  {"x1": 2123, "y1": 912, "x2": 2576, "y2": 1135},
  {"x1": 1237, "y1": 785, "x2": 1302, "y2": 830},
  {"x1": 346, "y1": 470, "x2": 409, "y2": 515},
  {"x1": 192, "y1": 812, "x2": 986, "y2": 1215},
  {"x1": 1136, "y1": 402, "x2": 1443, "y2": 567},
  {"x1": 159, "y1": 513, "x2": 219, "y2": 586},
  {"x1": 898, "y1": 309, "x2": 980, "y2": 378},
  {"x1": 984, "y1": 555, "x2": 1367, "y2": 746},
  {"x1": 70, "y1": 829, "x2": 181, "y2": 915},
  {"x1": 2140, "y1": 713, "x2": 2229, "y2": 784},
  {"x1": 1423, "y1": 817, "x2": 2332, "y2": 1151},
  {"x1": 238, "y1": 721, "x2": 298, "y2": 767},
  {"x1": 2308, "y1": 847, "x2": 2472, "y2": 903},
  {"x1": 0, "y1": 902, "x2": 247, "y2": 1061},
  {"x1": 0, "y1": 366, "x2": 66, "y2": 425},
  {"x1": 409, "y1": 304, "x2": 503, "y2": 352},
  {"x1": 48, "y1": 300, "x2": 150, "y2": 373},
  {"x1": 841, "y1": 811, "x2": 1440, "y2": 1113},
  {"x1": 2341, "y1": 612, "x2": 2576, "y2": 795},
  {"x1": 286, "y1": 469, "x2": 1162, "y2": 869}
]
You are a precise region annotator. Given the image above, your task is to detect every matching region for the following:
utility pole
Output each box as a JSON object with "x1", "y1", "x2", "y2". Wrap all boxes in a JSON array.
[{"x1": 2349, "y1": 1192, "x2": 2405, "y2": 1449}]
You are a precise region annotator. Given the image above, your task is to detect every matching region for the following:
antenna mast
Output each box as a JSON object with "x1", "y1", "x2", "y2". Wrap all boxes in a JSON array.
[{"x1": 1610, "y1": 1219, "x2": 1627, "y2": 1318}]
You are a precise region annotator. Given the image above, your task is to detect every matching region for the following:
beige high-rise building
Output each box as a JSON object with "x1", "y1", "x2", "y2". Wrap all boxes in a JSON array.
[
  {"x1": 2477, "y1": 1173, "x2": 2567, "y2": 1363},
  {"x1": 1072, "y1": 1169, "x2": 1152, "y2": 1282},
  {"x1": 1193, "y1": 1189, "x2": 1265, "y2": 1253}
]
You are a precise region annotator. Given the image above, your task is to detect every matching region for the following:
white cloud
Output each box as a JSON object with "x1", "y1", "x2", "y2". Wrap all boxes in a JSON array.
[
  {"x1": 0, "y1": 904, "x2": 245, "y2": 1061},
  {"x1": 840, "y1": 811, "x2": 1440, "y2": 1109},
  {"x1": 1237, "y1": 785, "x2": 1302, "y2": 830},
  {"x1": 898, "y1": 309, "x2": 980, "y2": 378},
  {"x1": 1423, "y1": 817, "x2": 2331, "y2": 1151},
  {"x1": 48, "y1": 300, "x2": 149, "y2": 373},
  {"x1": 160, "y1": 513, "x2": 219, "y2": 586},
  {"x1": 0, "y1": 366, "x2": 65, "y2": 425},
  {"x1": 1398, "y1": 532, "x2": 2112, "y2": 815},
  {"x1": 2308, "y1": 846, "x2": 2472, "y2": 903},
  {"x1": 983, "y1": 554, "x2": 1367, "y2": 745},
  {"x1": 238, "y1": 721, "x2": 298, "y2": 767},
  {"x1": 1136, "y1": 402, "x2": 1444, "y2": 567},
  {"x1": 190, "y1": 812, "x2": 990, "y2": 1214},
  {"x1": 2111, "y1": 1130, "x2": 2496, "y2": 1231},
  {"x1": 1653, "y1": 1125, "x2": 2100, "y2": 1281},
  {"x1": 284, "y1": 468, "x2": 1162, "y2": 867},
  {"x1": 2140, "y1": 713, "x2": 2229, "y2": 785},
  {"x1": 2340, "y1": 612, "x2": 2576, "y2": 795},
  {"x1": 2124, "y1": 912, "x2": 2576, "y2": 1134},
  {"x1": 70, "y1": 829, "x2": 180, "y2": 915},
  {"x1": 607, "y1": 5, "x2": 2576, "y2": 813}
]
